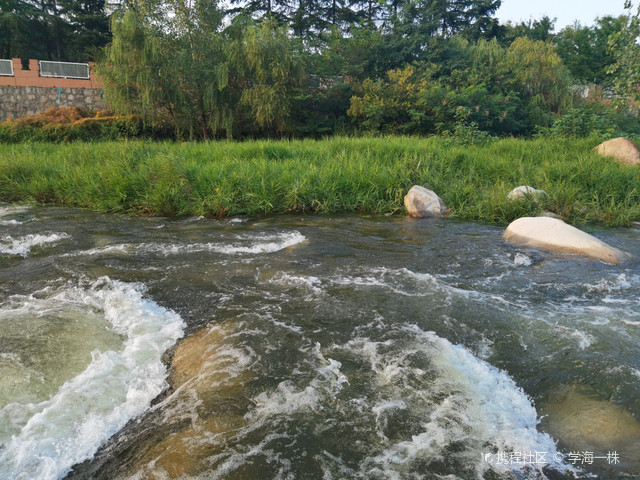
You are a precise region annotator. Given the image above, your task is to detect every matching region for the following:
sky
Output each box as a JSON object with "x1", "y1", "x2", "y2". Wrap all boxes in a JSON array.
[{"x1": 495, "y1": 0, "x2": 630, "y2": 31}]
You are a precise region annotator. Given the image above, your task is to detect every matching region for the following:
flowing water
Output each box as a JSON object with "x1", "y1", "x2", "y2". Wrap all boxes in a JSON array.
[{"x1": 0, "y1": 205, "x2": 639, "y2": 480}]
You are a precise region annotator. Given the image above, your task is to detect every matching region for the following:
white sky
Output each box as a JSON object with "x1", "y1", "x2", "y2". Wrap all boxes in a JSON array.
[{"x1": 496, "y1": 0, "x2": 630, "y2": 31}]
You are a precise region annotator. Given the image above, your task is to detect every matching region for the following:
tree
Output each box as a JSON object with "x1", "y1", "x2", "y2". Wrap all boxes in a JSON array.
[
  {"x1": 498, "y1": 15, "x2": 555, "y2": 45},
  {"x1": 98, "y1": 0, "x2": 232, "y2": 139},
  {"x1": 99, "y1": 3, "x2": 305, "y2": 138},
  {"x1": 505, "y1": 37, "x2": 572, "y2": 128},
  {"x1": 555, "y1": 16, "x2": 625, "y2": 86},
  {"x1": 389, "y1": 0, "x2": 501, "y2": 63},
  {"x1": 64, "y1": 0, "x2": 111, "y2": 61},
  {"x1": 608, "y1": 1, "x2": 640, "y2": 104},
  {"x1": 227, "y1": 0, "x2": 290, "y2": 24},
  {"x1": 0, "y1": 0, "x2": 43, "y2": 59},
  {"x1": 394, "y1": 0, "x2": 501, "y2": 38},
  {"x1": 0, "y1": 0, "x2": 109, "y2": 61},
  {"x1": 230, "y1": 17, "x2": 304, "y2": 136}
]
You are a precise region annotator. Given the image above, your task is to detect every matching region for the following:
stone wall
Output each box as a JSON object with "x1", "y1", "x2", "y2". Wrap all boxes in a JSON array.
[{"x1": 0, "y1": 85, "x2": 105, "y2": 121}]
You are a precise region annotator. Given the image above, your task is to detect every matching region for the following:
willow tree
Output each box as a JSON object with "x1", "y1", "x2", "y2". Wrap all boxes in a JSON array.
[
  {"x1": 227, "y1": 17, "x2": 304, "y2": 136},
  {"x1": 98, "y1": 0, "x2": 232, "y2": 139},
  {"x1": 505, "y1": 37, "x2": 572, "y2": 129}
]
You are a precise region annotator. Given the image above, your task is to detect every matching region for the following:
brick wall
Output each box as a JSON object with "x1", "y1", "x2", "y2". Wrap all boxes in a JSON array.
[{"x1": 0, "y1": 58, "x2": 105, "y2": 120}]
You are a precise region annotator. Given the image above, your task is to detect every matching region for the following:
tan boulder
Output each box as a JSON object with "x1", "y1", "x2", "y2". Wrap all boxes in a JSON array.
[
  {"x1": 540, "y1": 388, "x2": 640, "y2": 469},
  {"x1": 168, "y1": 321, "x2": 247, "y2": 396},
  {"x1": 504, "y1": 217, "x2": 628, "y2": 265},
  {"x1": 404, "y1": 185, "x2": 449, "y2": 218},
  {"x1": 137, "y1": 414, "x2": 245, "y2": 478},
  {"x1": 594, "y1": 137, "x2": 640, "y2": 166},
  {"x1": 126, "y1": 321, "x2": 251, "y2": 478}
]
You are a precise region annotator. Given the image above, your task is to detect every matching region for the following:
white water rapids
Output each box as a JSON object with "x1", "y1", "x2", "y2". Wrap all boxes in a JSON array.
[{"x1": 1, "y1": 205, "x2": 639, "y2": 479}]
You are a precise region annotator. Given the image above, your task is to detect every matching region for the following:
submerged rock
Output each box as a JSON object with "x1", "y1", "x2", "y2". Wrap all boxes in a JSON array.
[
  {"x1": 169, "y1": 321, "x2": 246, "y2": 397},
  {"x1": 138, "y1": 414, "x2": 245, "y2": 478},
  {"x1": 507, "y1": 185, "x2": 547, "y2": 201},
  {"x1": 594, "y1": 137, "x2": 640, "y2": 166},
  {"x1": 404, "y1": 185, "x2": 449, "y2": 218},
  {"x1": 95, "y1": 321, "x2": 252, "y2": 479},
  {"x1": 504, "y1": 217, "x2": 627, "y2": 265},
  {"x1": 540, "y1": 388, "x2": 640, "y2": 470}
]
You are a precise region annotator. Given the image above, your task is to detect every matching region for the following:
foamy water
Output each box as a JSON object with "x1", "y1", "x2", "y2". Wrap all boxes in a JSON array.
[
  {"x1": 0, "y1": 206, "x2": 33, "y2": 226},
  {"x1": 2, "y1": 207, "x2": 637, "y2": 479},
  {"x1": 356, "y1": 326, "x2": 570, "y2": 478},
  {"x1": 201, "y1": 320, "x2": 572, "y2": 479},
  {"x1": 0, "y1": 233, "x2": 70, "y2": 257},
  {"x1": 0, "y1": 278, "x2": 185, "y2": 480},
  {"x1": 64, "y1": 231, "x2": 306, "y2": 257}
]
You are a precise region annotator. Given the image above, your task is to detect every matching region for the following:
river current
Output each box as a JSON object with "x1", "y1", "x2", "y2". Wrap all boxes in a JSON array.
[{"x1": 0, "y1": 205, "x2": 639, "y2": 479}]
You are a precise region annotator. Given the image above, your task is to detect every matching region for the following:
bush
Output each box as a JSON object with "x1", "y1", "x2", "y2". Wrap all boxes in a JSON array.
[
  {"x1": 348, "y1": 65, "x2": 524, "y2": 136},
  {"x1": 347, "y1": 37, "x2": 573, "y2": 137},
  {"x1": 542, "y1": 94, "x2": 640, "y2": 139},
  {"x1": 0, "y1": 107, "x2": 171, "y2": 143}
]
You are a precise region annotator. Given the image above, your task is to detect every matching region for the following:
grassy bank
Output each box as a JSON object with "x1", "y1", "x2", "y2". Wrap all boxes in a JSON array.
[{"x1": 1, "y1": 136, "x2": 639, "y2": 226}]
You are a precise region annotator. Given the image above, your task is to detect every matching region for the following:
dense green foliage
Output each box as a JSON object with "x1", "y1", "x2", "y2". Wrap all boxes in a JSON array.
[
  {"x1": 0, "y1": 0, "x2": 109, "y2": 62},
  {"x1": 348, "y1": 37, "x2": 572, "y2": 136},
  {"x1": 93, "y1": 0, "x2": 640, "y2": 140},
  {"x1": 1, "y1": 137, "x2": 639, "y2": 226},
  {"x1": 609, "y1": 1, "x2": 640, "y2": 105},
  {"x1": 555, "y1": 16, "x2": 625, "y2": 86},
  {"x1": 98, "y1": 4, "x2": 231, "y2": 139},
  {"x1": 98, "y1": 10, "x2": 306, "y2": 139},
  {"x1": 3, "y1": 0, "x2": 640, "y2": 139}
]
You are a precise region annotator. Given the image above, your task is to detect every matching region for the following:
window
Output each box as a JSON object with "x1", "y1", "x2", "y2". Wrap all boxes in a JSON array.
[
  {"x1": 0, "y1": 60, "x2": 14, "y2": 76},
  {"x1": 39, "y1": 61, "x2": 90, "y2": 79}
]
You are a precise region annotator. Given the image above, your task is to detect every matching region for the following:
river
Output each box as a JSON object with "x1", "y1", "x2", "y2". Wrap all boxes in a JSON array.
[{"x1": 0, "y1": 205, "x2": 639, "y2": 479}]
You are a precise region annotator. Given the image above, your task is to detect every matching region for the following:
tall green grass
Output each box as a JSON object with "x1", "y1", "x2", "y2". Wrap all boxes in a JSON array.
[{"x1": 1, "y1": 136, "x2": 639, "y2": 226}]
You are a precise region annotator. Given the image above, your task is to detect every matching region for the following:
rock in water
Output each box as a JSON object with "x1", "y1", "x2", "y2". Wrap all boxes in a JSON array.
[
  {"x1": 507, "y1": 185, "x2": 547, "y2": 201},
  {"x1": 121, "y1": 321, "x2": 250, "y2": 478},
  {"x1": 504, "y1": 217, "x2": 627, "y2": 265},
  {"x1": 594, "y1": 137, "x2": 640, "y2": 166},
  {"x1": 404, "y1": 185, "x2": 449, "y2": 218},
  {"x1": 540, "y1": 388, "x2": 640, "y2": 470}
]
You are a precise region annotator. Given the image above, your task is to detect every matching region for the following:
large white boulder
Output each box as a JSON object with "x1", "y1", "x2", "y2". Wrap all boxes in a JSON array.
[
  {"x1": 504, "y1": 216, "x2": 627, "y2": 265},
  {"x1": 507, "y1": 185, "x2": 547, "y2": 201},
  {"x1": 404, "y1": 185, "x2": 449, "y2": 218},
  {"x1": 594, "y1": 137, "x2": 640, "y2": 166}
]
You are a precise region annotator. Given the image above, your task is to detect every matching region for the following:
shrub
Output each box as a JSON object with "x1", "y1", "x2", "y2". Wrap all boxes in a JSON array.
[
  {"x1": 542, "y1": 93, "x2": 640, "y2": 139},
  {"x1": 0, "y1": 107, "x2": 169, "y2": 142},
  {"x1": 348, "y1": 65, "x2": 524, "y2": 136}
]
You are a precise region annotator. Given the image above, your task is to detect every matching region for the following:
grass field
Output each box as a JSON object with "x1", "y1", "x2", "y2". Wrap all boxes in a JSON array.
[{"x1": 1, "y1": 136, "x2": 639, "y2": 226}]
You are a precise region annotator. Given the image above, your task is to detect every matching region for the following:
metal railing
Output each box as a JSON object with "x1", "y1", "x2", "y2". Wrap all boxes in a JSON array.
[
  {"x1": 39, "y1": 61, "x2": 90, "y2": 80},
  {"x1": 0, "y1": 59, "x2": 14, "y2": 76}
]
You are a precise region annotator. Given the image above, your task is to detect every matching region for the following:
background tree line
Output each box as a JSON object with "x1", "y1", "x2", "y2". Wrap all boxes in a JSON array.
[
  {"x1": 0, "y1": 0, "x2": 110, "y2": 62},
  {"x1": 2, "y1": 0, "x2": 640, "y2": 139}
]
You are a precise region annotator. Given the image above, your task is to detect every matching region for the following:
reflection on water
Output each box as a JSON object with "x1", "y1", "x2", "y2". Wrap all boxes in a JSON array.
[{"x1": 0, "y1": 205, "x2": 638, "y2": 479}]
